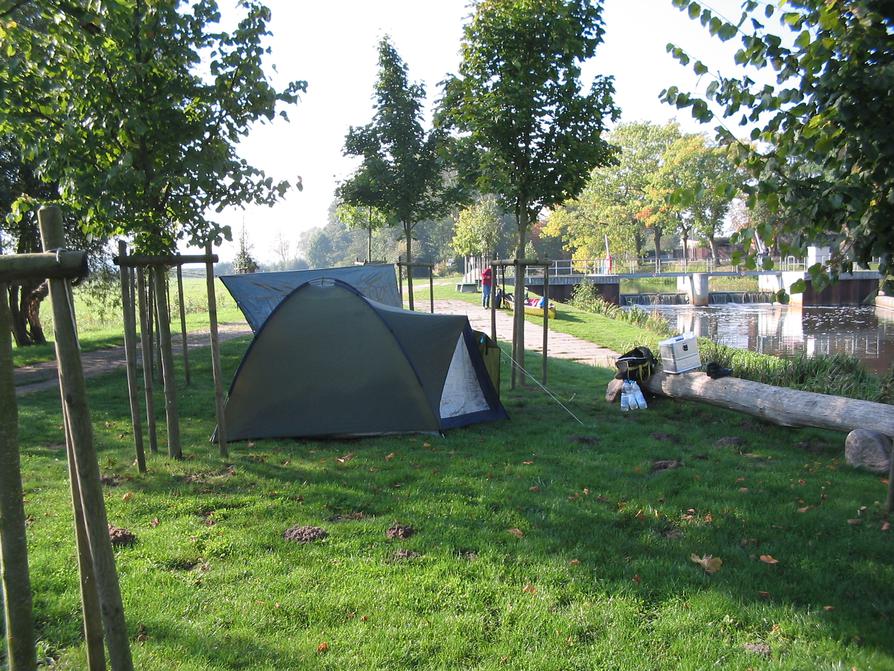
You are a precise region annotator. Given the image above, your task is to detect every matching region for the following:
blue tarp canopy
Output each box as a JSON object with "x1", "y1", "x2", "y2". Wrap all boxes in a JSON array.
[{"x1": 220, "y1": 264, "x2": 400, "y2": 331}]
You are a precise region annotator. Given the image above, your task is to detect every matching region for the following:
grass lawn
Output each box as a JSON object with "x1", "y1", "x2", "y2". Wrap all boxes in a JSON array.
[
  {"x1": 9, "y1": 334, "x2": 893, "y2": 669},
  {"x1": 11, "y1": 276, "x2": 246, "y2": 368}
]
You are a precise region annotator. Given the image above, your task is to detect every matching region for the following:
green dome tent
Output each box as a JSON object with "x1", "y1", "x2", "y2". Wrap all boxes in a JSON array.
[{"x1": 221, "y1": 279, "x2": 507, "y2": 440}]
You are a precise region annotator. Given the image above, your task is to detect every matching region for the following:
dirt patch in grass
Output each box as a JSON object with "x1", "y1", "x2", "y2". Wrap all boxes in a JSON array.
[
  {"x1": 651, "y1": 459, "x2": 682, "y2": 472},
  {"x1": 650, "y1": 432, "x2": 678, "y2": 443},
  {"x1": 284, "y1": 525, "x2": 328, "y2": 543},
  {"x1": 100, "y1": 474, "x2": 129, "y2": 487},
  {"x1": 390, "y1": 549, "x2": 420, "y2": 562},
  {"x1": 456, "y1": 549, "x2": 478, "y2": 561},
  {"x1": 184, "y1": 465, "x2": 236, "y2": 484},
  {"x1": 386, "y1": 524, "x2": 414, "y2": 540},
  {"x1": 108, "y1": 524, "x2": 136, "y2": 547}
]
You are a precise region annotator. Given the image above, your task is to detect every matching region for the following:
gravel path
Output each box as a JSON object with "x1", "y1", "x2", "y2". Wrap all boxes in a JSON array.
[
  {"x1": 434, "y1": 299, "x2": 619, "y2": 368},
  {"x1": 14, "y1": 300, "x2": 620, "y2": 396}
]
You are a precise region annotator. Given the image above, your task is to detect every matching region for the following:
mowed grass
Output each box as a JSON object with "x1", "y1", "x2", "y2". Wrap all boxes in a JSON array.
[
  {"x1": 9, "y1": 336, "x2": 894, "y2": 670},
  {"x1": 11, "y1": 276, "x2": 246, "y2": 368}
]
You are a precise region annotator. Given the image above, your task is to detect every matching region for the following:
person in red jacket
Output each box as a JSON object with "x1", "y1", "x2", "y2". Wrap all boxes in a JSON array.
[{"x1": 481, "y1": 265, "x2": 493, "y2": 308}]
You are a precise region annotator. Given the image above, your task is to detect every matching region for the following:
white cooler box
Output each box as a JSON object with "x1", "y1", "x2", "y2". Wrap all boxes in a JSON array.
[{"x1": 659, "y1": 333, "x2": 701, "y2": 374}]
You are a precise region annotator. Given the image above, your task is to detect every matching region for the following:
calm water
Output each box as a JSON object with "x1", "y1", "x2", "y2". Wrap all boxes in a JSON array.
[{"x1": 638, "y1": 304, "x2": 894, "y2": 374}]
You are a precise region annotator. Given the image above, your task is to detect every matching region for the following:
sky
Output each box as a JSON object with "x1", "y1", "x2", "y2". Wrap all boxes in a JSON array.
[{"x1": 210, "y1": 0, "x2": 747, "y2": 263}]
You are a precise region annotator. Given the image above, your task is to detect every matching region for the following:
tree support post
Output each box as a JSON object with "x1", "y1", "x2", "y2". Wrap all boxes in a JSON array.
[
  {"x1": 205, "y1": 241, "x2": 228, "y2": 458},
  {"x1": 490, "y1": 262, "x2": 497, "y2": 343},
  {"x1": 0, "y1": 283, "x2": 37, "y2": 671},
  {"x1": 117, "y1": 242, "x2": 146, "y2": 473},
  {"x1": 542, "y1": 267, "x2": 549, "y2": 385},
  {"x1": 177, "y1": 265, "x2": 191, "y2": 385},
  {"x1": 153, "y1": 266, "x2": 182, "y2": 459},
  {"x1": 39, "y1": 205, "x2": 134, "y2": 671},
  {"x1": 61, "y1": 402, "x2": 106, "y2": 671},
  {"x1": 136, "y1": 268, "x2": 158, "y2": 454},
  {"x1": 429, "y1": 264, "x2": 434, "y2": 314}
]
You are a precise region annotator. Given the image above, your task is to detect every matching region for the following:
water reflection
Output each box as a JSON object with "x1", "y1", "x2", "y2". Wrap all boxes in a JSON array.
[{"x1": 637, "y1": 304, "x2": 894, "y2": 373}]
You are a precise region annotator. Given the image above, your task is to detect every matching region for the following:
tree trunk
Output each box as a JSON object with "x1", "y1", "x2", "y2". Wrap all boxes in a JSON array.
[
  {"x1": 24, "y1": 281, "x2": 48, "y2": 344},
  {"x1": 8, "y1": 280, "x2": 47, "y2": 346},
  {"x1": 682, "y1": 228, "x2": 690, "y2": 270},
  {"x1": 404, "y1": 223, "x2": 415, "y2": 311},
  {"x1": 8, "y1": 285, "x2": 29, "y2": 346},
  {"x1": 653, "y1": 229, "x2": 662, "y2": 263},
  {"x1": 708, "y1": 236, "x2": 718, "y2": 265},
  {"x1": 513, "y1": 207, "x2": 528, "y2": 388}
]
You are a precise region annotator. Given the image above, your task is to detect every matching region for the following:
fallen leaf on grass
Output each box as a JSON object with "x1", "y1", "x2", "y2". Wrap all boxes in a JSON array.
[
  {"x1": 823, "y1": 605, "x2": 834, "y2": 612},
  {"x1": 797, "y1": 506, "x2": 811, "y2": 513},
  {"x1": 759, "y1": 554, "x2": 779, "y2": 565},
  {"x1": 336, "y1": 453, "x2": 355, "y2": 464},
  {"x1": 847, "y1": 518, "x2": 862, "y2": 526},
  {"x1": 422, "y1": 442, "x2": 431, "y2": 448},
  {"x1": 758, "y1": 591, "x2": 770, "y2": 599},
  {"x1": 882, "y1": 521, "x2": 891, "y2": 532},
  {"x1": 690, "y1": 554, "x2": 722, "y2": 574},
  {"x1": 317, "y1": 642, "x2": 329, "y2": 654},
  {"x1": 507, "y1": 528, "x2": 524, "y2": 539},
  {"x1": 632, "y1": 574, "x2": 641, "y2": 584},
  {"x1": 569, "y1": 559, "x2": 580, "y2": 566},
  {"x1": 384, "y1": 452, "x2": 395, "y2": 461},
  {"x1": 739, "y1": 487, "x2": 750, "y2": 493},
  {"x1": 522, "y1": 583, "x2": 537, "y2": 594},
  {"x1": 529, "y1": 485, "x2": 541, "y2": 493},
  {"x1": 150, "y1": 518, "x2": 159, "y2": 528},
  {"x1": 522, "y1": 460, "x2": 534, "y2": 465},
  {"x1": 121, "y1": 492, "x2": 134, "y2": 503},
  {"x1": 703, "y1": 513, "x2": 714, "y2": 524}
]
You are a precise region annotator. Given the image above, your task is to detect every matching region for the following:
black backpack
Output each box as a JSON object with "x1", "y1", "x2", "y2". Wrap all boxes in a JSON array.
[{"x1": 615, "y1": 346, "x2": 657, "y2": 382}]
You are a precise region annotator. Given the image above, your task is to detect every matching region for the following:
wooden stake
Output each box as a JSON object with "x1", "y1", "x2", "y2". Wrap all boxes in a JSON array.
[
  {"x1": 0, "y1": 282, "x2": 37, "y2": 671},
  {"x1": 39, "y1": 205, "x2": 134, "y2": 671},
  {"x1": 490, "y1": 262, "x2": 497, "y2": 343},
  {"x1": 542, "y1": 268, "x2": 549, "y2": 385},
  {"x1": 136, "y1": 268, "x2": 158, "y2": 454},
  {"x1": 147, "y1": 279, "x2": 159, "y2": 381},
  {"x1": 61, "y1": 397, "x2": 106, "y2": 671},
  {"x1": 177, "y1": 265, "x2": 191, "y2": 385},
  {"x1": 117, "y1": 242, "x2": 146, "y2": 473},
  {"x1": 205, "y1": 241, "x2": 228, "y2": 458},
  {"x1": 153, "y1": 266, "x2": 182, "y2": 459}
]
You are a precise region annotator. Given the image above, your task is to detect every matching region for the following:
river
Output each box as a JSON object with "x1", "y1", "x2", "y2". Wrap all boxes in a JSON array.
[{"x1": 637, "y1": 303, "x2": 894, "y2": 374}]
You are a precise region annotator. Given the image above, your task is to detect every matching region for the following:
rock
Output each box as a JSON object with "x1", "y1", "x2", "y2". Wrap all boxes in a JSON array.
[{"x1": 845, "y1": 430, "x2": 892, "y2": 474}]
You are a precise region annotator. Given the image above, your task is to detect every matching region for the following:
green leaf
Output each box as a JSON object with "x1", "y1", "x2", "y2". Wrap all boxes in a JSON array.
[
  {"x1": 789, "y1": 279, "x2": 807, "y2": 294},
  {"x1": 688, "y1": 3, "x2": 701, "y2": 20}
]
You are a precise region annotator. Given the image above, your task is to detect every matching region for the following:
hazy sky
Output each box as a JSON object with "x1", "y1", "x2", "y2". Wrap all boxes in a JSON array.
[{"x1": 211, "y1": 0, "x2": 746, "y2": 262}]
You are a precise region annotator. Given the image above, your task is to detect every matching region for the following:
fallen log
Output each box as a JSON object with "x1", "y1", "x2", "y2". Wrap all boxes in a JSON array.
[{"x1": 642, "y1": 371, "x2": 894, "y2": 438}]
